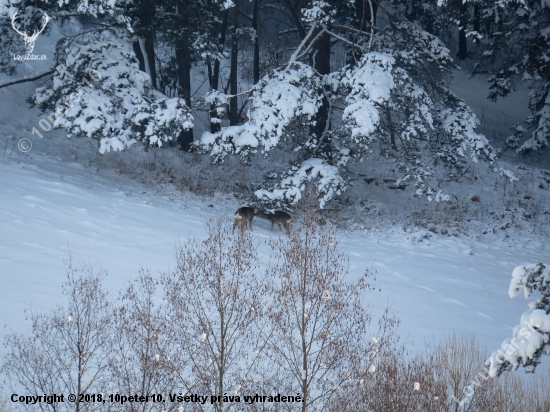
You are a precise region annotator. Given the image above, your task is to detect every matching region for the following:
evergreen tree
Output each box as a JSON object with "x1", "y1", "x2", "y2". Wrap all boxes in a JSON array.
[
  {"x1": 488, "y1": 262, "x2": 550, "y2": 377},
  {"x1": 31, "y1": 28, "x2": 193, "y2": 153},
  {"x1": 198, "y1": 2, "x2": 512, "y2": 210}
]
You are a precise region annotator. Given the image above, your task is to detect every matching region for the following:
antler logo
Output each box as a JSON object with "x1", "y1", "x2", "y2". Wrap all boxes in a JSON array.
[{"x1": 11, "y1": 11, "x2": 50, "y2": 54}]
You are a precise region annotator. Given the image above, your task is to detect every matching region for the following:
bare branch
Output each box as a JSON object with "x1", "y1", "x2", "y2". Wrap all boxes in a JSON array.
[{"x1": 0, "y1": 70, "x2": 55, "y2": 89}]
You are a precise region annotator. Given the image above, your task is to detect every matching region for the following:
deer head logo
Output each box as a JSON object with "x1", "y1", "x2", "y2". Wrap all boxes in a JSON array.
[{"x1": 11, "y1": 11, "x2": 50, "y2": 54}]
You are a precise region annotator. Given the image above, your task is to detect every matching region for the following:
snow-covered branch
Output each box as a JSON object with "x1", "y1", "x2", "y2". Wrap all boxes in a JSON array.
[{"x1": 487, "y1": 263, "x2": 550, "y2": 377}]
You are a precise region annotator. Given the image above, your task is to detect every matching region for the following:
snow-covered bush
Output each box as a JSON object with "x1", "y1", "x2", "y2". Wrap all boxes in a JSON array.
[
  {"x1": 198, "y1": 15, "x2": 512, "y2": 210},
  {"x1": 255, "y1": 158, "x2": 345, "y2": 210},
  {"x1": 487, "y1": 263, "x2": 550, "y2": 376},
  {"x1": 518, "y1": 84, "x2": 550, "y2": 154},
  {"x1": 197, "y1": 62, "x2": 324, "y2": 163},
  {"x1": 31, "y1": 29, "x2": 193, "y2": 153}
]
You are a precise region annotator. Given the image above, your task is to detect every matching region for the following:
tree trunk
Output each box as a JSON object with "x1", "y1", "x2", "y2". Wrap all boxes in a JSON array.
[
  {"x1": 133, "y1": 0, "x2": 157, "y2": 88},
  {"x1": 355, "y1": 0, "x2": 378, "y2": 29},
  {"x1": 229, "y1": 4, "x2": 239, "y2": 125},
  {"x1": 313, "y1": 32, "x2": 332, "y2": 163},
  {"x1": 457, "y1": 27, "x2": 467, "y2": 60},
  {"x1": 386, "y1": 108, "x2": 397, "y2": 150},
  {"x1": 473, "y1": 4, "x2": 480, "y2": 43},
  {"x1": 252, "y1": 0, "x2": 260, "y2": 84},
  {"x1": 134, "y1": 37, "x2": 158, "y2": 89},
  {"x1": 133, "y1": 40, "x2": 146, "y2": 72},
  {"x1": 176, "y1": 45, "x2": 194, "y2": 151},
  {"x1": 209, "y1": 10, "x2": 229, "y2": 133},
  {"x1": 457, "y1": 3, "x2": 468, "y2": 60},
  {"x1": 144, "y1": 37, "x2": 157, "y2": 89}
]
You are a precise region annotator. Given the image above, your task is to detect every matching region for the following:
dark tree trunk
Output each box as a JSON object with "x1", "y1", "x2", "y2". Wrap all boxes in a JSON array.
[
  {"x1": 252, "y1": 0, "x2": 260, "y2": 84},
  {"x1": 457, "y1": 28, "x2": 467, "y2": 60},
  {"x1": 144, "y1": 37, "x2": 157, "y2": 89},
  {"x1": 133, "y1": 0, "x2": 157, "y2": 88},
  {"x1": 473, "y1": 4, "x2": 480, "y2": 43},
  {"x1": 313, "y1": 32, "x2": 332, "y2": 163},
  {"x1": 456, "y1": 2, "x2": 468, "y2": 60},
  {"x1": 386, "y1": 108, "x2": 397, "y2": 150},
  {"x1": 209, "y1": 10, "x2": 229, "y2": 133},
  {"x1": 133, "y1": 41, "x2": 146, "y2": 72},
  {"x1": 314, "y1": 31, "x2": 331, "y2": 76},
  {"x1": 176, "y1": 45, "x2": 194, "y2": 151},
  {"x1": 229, "y1": 4, "x2": 239, "y2": 125},
  {"x1": 355, "y1": 0, "x2": 378, "y2": 29}
]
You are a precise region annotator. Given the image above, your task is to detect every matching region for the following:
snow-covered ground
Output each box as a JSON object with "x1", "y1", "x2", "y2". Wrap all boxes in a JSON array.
[{"x1": 0, "y1": 136, "x2": 547, "y2": 357}]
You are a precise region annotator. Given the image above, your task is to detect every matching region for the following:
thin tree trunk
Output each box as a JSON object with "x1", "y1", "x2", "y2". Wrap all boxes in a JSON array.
[
  {"x1": 133, "y1": 40, "x2": 146, "y2": 72},
  {"x1": 457, "y1": 3, "x2": 468, "y2": 60},
  {"x1": 457, "y1": 28, "x2": 467, "y2": 60},
  {"x1": 473, "y1": 4, "x2": 480, "y2": 43},
  {"x1": 218, "y1": 309, "x2": 225, "y2": 412},
  {"x1": 135, "y1": 37, "x2": 157, "y2": 89},
  {"x1": 252, "y1": 0, "x2": 260, "y2": 84},
  {"x1": 386, "y1": 108, "x2": 397, "y2": 150},
  {"x1": 301, "y1": 233, "x2": 309, "y2": 412},
  {"x1": 134, "y1": 0, "x2": 157, "y2": 88},
  {"x1": 355, "y1": 0, "x2": 378, "y2": 29},
  {"x1": 144, "y1": 37, "x2": 157, "y2": 88},
  {"x1": 229, "y1": 4, "x2": 239, "y2": 125},
  {"x1": 210, "y1": 10, "x2": 229, "y2": 133},
  {"x1": 176, "y1": 45, "x2": 194, "y2": 151},
  {"x1": 313, "y1": 32, "x2": 332, "y2": 163}
]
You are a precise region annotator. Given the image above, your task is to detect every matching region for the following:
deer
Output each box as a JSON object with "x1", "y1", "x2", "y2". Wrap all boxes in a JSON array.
[
  {"x1": 233, "y1": 206, "x2": 255, "y2": 233},
  {"x1": 255, "y1": 210, "x2": 292, "y2": 235},
  {"x1": 11, "y1": 11, "x2": 50, "y2": 55}
]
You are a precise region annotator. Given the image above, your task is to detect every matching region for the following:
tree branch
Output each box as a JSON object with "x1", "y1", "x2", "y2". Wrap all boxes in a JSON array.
[{"x1": 0, "y1": 70, "x2": 55, "y2": 89}]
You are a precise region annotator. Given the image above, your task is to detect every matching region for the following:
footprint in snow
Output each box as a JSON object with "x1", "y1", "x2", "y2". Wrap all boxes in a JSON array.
[
  {"x1": 391, "y1": 272, "x2": 410, "y2": 280},
  {"x1": 444, "y1": 298, "x2": 466, "y2": 307},
  {"x1": 474, "y1": 311, "x2": 493, "y2": 321},
  {"x1": 416, "y1": 285, "x2": 436, "y2": 293}
]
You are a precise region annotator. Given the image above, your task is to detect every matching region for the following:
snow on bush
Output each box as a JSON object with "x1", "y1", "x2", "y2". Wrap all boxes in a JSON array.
[
  {"x1": 32, "y1": 29, "x2": 192, "y2": 153},
  {"x1": 255, "y1": 158, "x2": 344, "y2": 210},
  {"x1": 340, "y1": 52, "x2": 395, "y2": 147},
  {"x1": 518, "y1": 84, "x2": 550, "y2": 154},
  {"x1": 197, "y1": 18, "x2": 515, "y2": 209},
  {"x1": 487, "y1": 263, "x2": 550, "y2": 377},
  {"x1": 197, "y1": 62, "x2": 324, "y2": 163}
]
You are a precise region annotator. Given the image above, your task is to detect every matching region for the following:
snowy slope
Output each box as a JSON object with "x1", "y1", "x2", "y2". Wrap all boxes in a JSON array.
[{"x1": 0, "y1": 155, "x2": 547, "y2": 357}]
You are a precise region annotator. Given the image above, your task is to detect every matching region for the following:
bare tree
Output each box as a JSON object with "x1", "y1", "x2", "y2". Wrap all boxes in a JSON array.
[
  {"x1": 433, "y1": 334, "x2": 495, "y2": 412},
  {"x1": 162, "y1": 217, "x2": 270, "y2": 412},
  {"x1": 110, "y1": 269, "x2": 180, "y2": 412},
  {"x1": 265, "y1": 212, "x2": 376, "y2": 412},
  {"x1": 1, "y1": 258, "x2": 111, "y2": 412},
  {"x1": 359, "y1": 341, "x2": 447, "y2": 412}
]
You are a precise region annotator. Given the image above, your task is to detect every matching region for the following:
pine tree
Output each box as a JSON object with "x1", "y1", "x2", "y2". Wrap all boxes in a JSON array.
[
  {"x1": 488, "y1": 263, "x2": 550, "y2": 377},
  {"x1": 31, "y1": 28, "x2": 193, "y2": 153},
  {"x1": 198, "y1": 2, "x2": 511, "y2": 210}
]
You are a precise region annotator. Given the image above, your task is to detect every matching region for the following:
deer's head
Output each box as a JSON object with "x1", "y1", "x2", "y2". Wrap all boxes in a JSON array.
[{"x1": 11, "y1": 11, "x2": 50, "y2": 54}]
